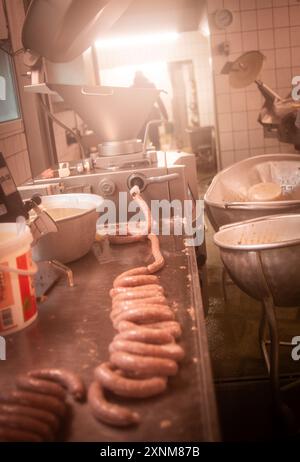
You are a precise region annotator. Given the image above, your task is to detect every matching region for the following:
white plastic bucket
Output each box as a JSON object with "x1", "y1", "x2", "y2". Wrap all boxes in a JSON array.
[{"x1": 0, "y1": 223, "x2": 38, "y2": 335}]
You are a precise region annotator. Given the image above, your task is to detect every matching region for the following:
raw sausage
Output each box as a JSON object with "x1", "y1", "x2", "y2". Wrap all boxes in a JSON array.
[
  {"x1": 16, "y1": 375, "x2": 66, "y2": 400},
  {"x1": 109, "y1": 339, "x2": 185, "y2": 362},
  {"x1": 0, "y1": 413, "x2": 54, "y2": 441},
  {"x1": 88, "y1": 381, "x2": 140, "y2": 427},
  {"x1": 147, "y1": 234, "x2": 165, "y2": 273},
  {"x1": 114, "y1": 266, "x2": 149, "y2": 283},
  {"x1": 94, "y1": 363, "x2": 167, "y2": 398},
  {"x1": 0, "y1": 426, "x2": 43, "y2": 442},
  {"x1": 91, "y1": 186, "x2": 184, "y2": 428},
  {"x1": 111, "y1": 298, "x2": 170, "y2": 320},
  {"x1": 110, "y1": 284, "x2": 164, "y2": 298},
  {"x1": 112, "y1": 295, "x2": 168, "y2": 310},
  {"x1": 116, "y1": 320, "x2": 182, "y2": 339},
  {"x1": 113, "y1": 274, "x2": 159, "y2": 288},
  {"x1": 110, "y1": 351, "x2": 178, "y2": 377},
  {"x1": 28, "y1": 368, "x2": 86, "y2": 401},
  {"x1": 113, "y1": 328, "x2": 174, "y2": 345},
  {"x1": 108, "y1": 234, "x2": 146, "y2": 245},
  {"x1": 130, "y1": 187, "x2": 152, "y2": 234},
  {"x1": 112, "y1": 306, "x2": 175, "y2": 329},
  {"x1": 0, "y1": 404, "x2": 60, "y2": 432},
  {"x1": 0, "y1": 390, "x2": 66, "y2": 417},
  {"x1": 111, "y1": 287, "x2": 164, "y2": 302}
]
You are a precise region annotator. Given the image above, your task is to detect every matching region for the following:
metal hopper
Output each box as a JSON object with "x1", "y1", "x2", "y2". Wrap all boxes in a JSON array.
[{"x1": 48, "y1": 83, "x2": 160, "y2": 142}]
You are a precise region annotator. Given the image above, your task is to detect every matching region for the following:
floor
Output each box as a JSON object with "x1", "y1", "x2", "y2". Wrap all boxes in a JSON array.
[{"x1": 197, "y1": 169, "x2": 300, "y2": 442}]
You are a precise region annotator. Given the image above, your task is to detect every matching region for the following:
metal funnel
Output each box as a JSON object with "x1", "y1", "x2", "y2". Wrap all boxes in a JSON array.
[{"x1": 48, "y1": 84, "x2": 160, "y2": 142}]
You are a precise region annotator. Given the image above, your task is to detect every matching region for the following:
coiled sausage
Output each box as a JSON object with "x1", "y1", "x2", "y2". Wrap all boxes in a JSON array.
[
  {"x1": 27, "y1": 368, "x2": 86, "y2": 401},
  {"x1": 147, "y1": 234, "x2": 165, "y2": 273},
  {"x1": 110, "y1": 284, "x2": 164, "y2": 298},
  {"x1": 116, "y1": 320, "x2": 182, "y2": 339},
  {"x1": 0, "y1": 426, "x2": 43, "y2": 442},
  {"x1": 0, "y1": 404, "x2": 60, "y2": 432},
  {"x1": 94, "y1": 363, "x2": 167, "y2": 398},
  {"x1": 109, "y1": 339, "x2": 185, "y2": 362},
  {"x1": 0, "y1": 390, "x2": 66, "y2": 417},
  {"x1": 0, "y1": 413, "x2": 54, "y2": 441},
  {"x1": 113, "y1": 274, "x2": 159, "y2": 288},
  {"x1": 113, "y1": 328, "x2": 174, "y2": 345},
  {"x1": 110, "y1": 351, "x2": 178, "y2": 377},
  {"x1": 16, "y1": 376, "x2": 66, "y2": 401},
  {"x1": 112, "y1": 306, "x2": 175, "y2": 329},
  {"x1": 88, "y1": 381, "x2": 140, "y2": 427}
]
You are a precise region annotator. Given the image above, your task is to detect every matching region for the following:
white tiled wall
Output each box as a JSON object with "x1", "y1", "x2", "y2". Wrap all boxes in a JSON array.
[
  {"x1": 208, "y1": 0, "x2": 300, "y2": 168},
  {"x1": 96, "y1": 30, "x2": 215, "y2": 128},
  {"x1": 0, "y1": 128, "x2": 31, "y2": 185},
  {"x1": 0, "y1": 0, "x2": 31, "y2": 186}
]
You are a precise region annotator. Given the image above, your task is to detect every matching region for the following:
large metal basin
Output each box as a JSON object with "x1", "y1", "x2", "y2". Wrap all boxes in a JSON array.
[
  {"x1": 205, "y1": 154, "x2": 300, "y2": 230},
  {"x1": 32, "y1": 194, "x2": 103, "y2": 263},
  {"x1": 213, "y1": 214, "x2": 300, "y2": 307}
]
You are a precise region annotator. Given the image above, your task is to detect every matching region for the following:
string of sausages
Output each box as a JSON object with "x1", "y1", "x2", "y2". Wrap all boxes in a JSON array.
[
  {"x1": 88, "y1": 187, "x2": 184, "y2": 427},
  {"x1": 0, "y1": 369, "x2": 85, "y2": 442}
]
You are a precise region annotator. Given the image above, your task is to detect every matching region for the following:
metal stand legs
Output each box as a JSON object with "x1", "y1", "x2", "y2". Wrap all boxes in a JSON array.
[
  {"x1": 259, "y1": 299, "x2": 298, "y2": 433},
  {"x1": 259, "y1": 297, "x2": 281, "y2": 407},
  {"x1": 50, "y1": 260, "x2": 74, "y2": 287},
  {"x1": 222, "y1": 267, "x2": 228, "y2": 305}
]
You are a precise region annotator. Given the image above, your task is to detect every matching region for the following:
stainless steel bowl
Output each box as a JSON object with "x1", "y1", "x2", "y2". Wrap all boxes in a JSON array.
[
  {"x1": 213, "y1": 214, "x2": 300, "y2": 307},
  {"x1": 205, "y1": 154, "x2": 300, "y2": 230},
  {"x1": 32, "y1": 193, "x2": 103, "y2": 263}
]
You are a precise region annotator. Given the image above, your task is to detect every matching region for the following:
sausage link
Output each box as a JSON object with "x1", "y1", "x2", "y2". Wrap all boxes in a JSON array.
[
  {"x1": 94, "y1": 363, "x2": 167, "y2": 399},
  {"x1": 110, "y1": 284, "x2": 164, "y2": 298},
  {"x1": 114, "y1": 328, "x2": 174, "y2": 345},
  {"x1": 142, "y1": 321, "x2": 182, "y2": 339},
  {"x1": 0, "y1": 390, "x2": 66, "y2": 417},
  {"x1": 113, "y1": 274, "x2": 159, "y2": 289},
  {"x1": 113, "y1": 306, "x2": 175, "y2": 329},
  {"x1": 110, "y1": 351, "x2": 178, "y2": 377},
  {"x1": 0, "y1": 426, "x2": 43, "y2": 442},
  {"x1": 108, "y1": 234, "x2": 146, "y2": 245},
  {"x1": 114, "y1": 267, "x2": 149, "y2": 284},
  {"x1": 111, "y1": 299, "x2": 170, "y2": 320},
  {"x1": 16, "y1": 376, "x2": 66, "y2": 400},
  {"x1": 0, "y1": 413, "x2": 54, "y2": 442},
  {"x1": 147, "y1": 234, "x2": 165, "y2": 273},
  {"x1": 88, "y1": 381, "x2": 140, "y2": 427},
  {"x1": 116, "y1": 320, "x2": 181, "y2": 339},
  {"x1": 112, "y1": 295, "x2": 168, "y2": 310},
  {"x1": 28, "y1": 369, "x2": 86, "y2": 401},
  {"x1": 130, "y1": 188, "x2": 152, "y2": 234},
  {"x1": 0, "y1": 404, "x2": 60, "y2": 432},
  {"x1": 109, "y1": 339, "x2": 185, "y2": 362},
  {"x1": 111, "y1": 288, "x2": 164, "y2": 303}
]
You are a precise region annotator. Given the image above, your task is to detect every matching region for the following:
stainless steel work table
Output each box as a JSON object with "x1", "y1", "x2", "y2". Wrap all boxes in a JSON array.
[{"x1": 1, "y1": 235, "x2": 220, "y2": 442}]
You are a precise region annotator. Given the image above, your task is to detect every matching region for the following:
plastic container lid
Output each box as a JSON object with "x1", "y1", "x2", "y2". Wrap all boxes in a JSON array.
[{"x1": 0, "y1": 223, "x2": 33, "y2": 260}]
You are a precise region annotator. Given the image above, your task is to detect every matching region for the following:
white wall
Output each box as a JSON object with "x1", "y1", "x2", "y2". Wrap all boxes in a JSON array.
[
  {"x1": 208, "y1": 0, "x2": 300, "y2": 169},
  {"x1": 96, "y1": 30, "x2": 215, "y2": 128}
]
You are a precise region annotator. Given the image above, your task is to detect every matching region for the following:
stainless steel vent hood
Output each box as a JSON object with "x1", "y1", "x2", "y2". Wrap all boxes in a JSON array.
[
  {"x1": 22, "y1": 0, "x2": 133, "y2": 63},
  {"x1": 22, "y1": 0, "x2": 205, "y2": 64}
]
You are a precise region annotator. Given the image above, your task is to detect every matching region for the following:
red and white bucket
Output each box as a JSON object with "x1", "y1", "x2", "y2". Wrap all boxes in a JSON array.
[{"x1": 0, "y1": 223, "x2": 37, "y2": 335}]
